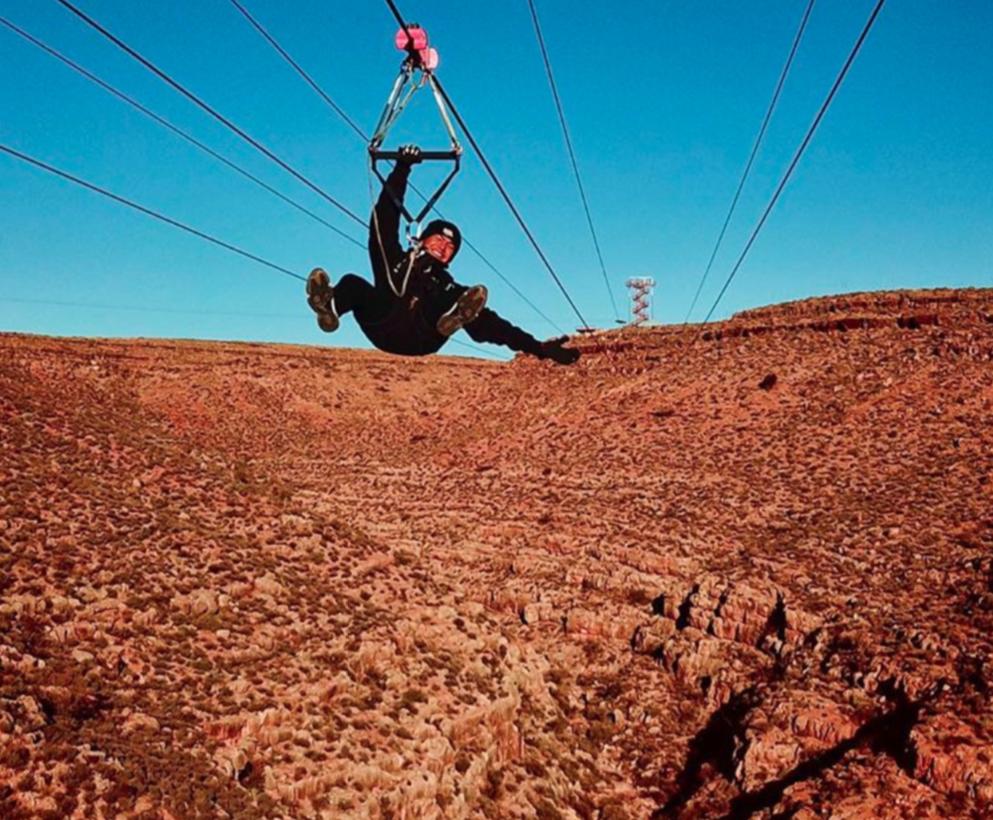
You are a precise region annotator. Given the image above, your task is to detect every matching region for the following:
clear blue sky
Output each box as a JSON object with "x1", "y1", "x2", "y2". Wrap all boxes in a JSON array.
[{"x1": 1, "y1": 0, "x2": 990, "y2": 354}]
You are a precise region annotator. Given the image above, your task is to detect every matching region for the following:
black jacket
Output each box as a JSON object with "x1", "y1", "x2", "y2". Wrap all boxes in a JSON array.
[
  {"x1": 362, "y1": 163, "x2": 455, "y2": 354},
  {"x1": 364, "y1": 163, "x2": 544, "y2": 357}
]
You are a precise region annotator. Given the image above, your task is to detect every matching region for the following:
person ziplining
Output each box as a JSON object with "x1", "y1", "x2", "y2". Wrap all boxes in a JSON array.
[{"x1": 305, "y1": 22, "x2": 579, "y2": 365}]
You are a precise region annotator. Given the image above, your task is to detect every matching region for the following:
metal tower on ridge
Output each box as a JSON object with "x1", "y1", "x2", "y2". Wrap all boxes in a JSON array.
[{"x1": 626, "y1": 277, "x2": 655, "y2": 326}]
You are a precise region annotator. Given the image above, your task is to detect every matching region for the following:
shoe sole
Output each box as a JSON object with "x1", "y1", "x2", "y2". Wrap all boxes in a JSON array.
[
  {"x1": 306, "y1": 268, "x2": 339, "y2": 333},
  {"x1": 438, "y1": 285, "x2": 487, "y2": 337}
]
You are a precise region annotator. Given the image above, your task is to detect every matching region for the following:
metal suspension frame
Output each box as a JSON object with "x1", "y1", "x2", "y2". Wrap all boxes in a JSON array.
[{"x1": 369, "y1": 52, "x2": 463, "y2": 233}]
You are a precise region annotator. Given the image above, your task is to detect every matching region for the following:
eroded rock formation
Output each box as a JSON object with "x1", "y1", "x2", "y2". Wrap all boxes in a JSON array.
[{"x1": 1, "y1": 288, "x2": 992, "y2": 817}]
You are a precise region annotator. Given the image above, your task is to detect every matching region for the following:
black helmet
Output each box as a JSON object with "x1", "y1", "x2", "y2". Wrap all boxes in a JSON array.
[{"x1": 419, "y1": 219, "x2": 462, "y2": 259}]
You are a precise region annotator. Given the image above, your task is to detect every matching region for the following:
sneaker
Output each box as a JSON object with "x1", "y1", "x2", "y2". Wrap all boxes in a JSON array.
[
  {"x1": 306, "y1": 268, "x2": 339, "y2": 333},
  {"x1": 437, "y1": 285, "x2": 487, "y2": 337}
]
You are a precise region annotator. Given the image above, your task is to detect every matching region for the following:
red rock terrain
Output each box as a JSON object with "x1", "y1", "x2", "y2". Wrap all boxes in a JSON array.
[{"x1": 2, "y1": 287, "x2": 992, "y2": 819}]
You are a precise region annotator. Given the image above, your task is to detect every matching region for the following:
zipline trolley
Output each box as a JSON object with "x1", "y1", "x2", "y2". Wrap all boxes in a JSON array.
[{"x1": 369, "y1": 24, "x2": 463, "y2": 231}]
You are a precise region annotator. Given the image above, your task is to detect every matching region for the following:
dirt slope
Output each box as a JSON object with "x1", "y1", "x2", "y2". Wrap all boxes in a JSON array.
[{"x1": 2, "y1": 288, "x2": 992, "y2": 818}]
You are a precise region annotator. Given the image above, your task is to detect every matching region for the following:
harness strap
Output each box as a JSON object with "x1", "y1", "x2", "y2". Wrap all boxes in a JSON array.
[{"x1": 389, "y1": 250, "x2": 418, "y2": 298}]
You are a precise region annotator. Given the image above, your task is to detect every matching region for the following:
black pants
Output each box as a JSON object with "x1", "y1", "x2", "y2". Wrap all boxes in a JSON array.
[
  {"x1": 335, "y1": 274, "x2": 392, "y2": 326},
  {"x1": 335, "y1": 273, "x2": 542, "y2": 357}
]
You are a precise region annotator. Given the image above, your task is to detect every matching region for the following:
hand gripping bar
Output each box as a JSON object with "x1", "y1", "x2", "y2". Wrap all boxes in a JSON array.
[{"x1": 370, "y1": 149, "x2": 460, "y2": 161}]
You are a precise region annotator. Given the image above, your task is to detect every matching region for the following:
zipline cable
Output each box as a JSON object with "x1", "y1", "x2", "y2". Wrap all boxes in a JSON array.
[
  {"x1": 431, "y1": 76, "x2": 591, "y2": 330},
  {"x1": 526, "y1": 0, "x2": 620, "y2": 323},
  {"x1": 226, "y1": 0, "x2": 563, "y2": 333},
  {"x1": 701, "y1": 0, "x2": 887, "y2": 324},
  {"x1": 683, "y1": 0, "x2": 817, "y2": 323},
  {"x1": 383, "y1": 0, "x2": 413, "y2": 38},
  {"x1": 382, "y1": 0, "x2": 590, "y2": 330},
  {"x1": 54, "y1": 0, "x2": 367, "y2": 228},
  {"x1": 0, "y1": 16, "x2": 364, "y2": 250},
  {"x1": 227, "y1": 0, "x2": 367, "y2": 141},
  {"x1": 0, "y1": 143, "x2": 305, "y2": 282},
  {"x1": 462, "y1": 242, "x2": 563, "y2": 333}
]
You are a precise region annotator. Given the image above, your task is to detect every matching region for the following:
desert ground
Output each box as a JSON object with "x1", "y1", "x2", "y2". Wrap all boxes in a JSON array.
[{"x1": 2, "y1": 288, "x2": 992, "y2": 818}]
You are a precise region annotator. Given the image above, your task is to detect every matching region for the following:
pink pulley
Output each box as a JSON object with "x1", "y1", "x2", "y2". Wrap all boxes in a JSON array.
[
  {"x1": 394, "y1": 26, "x2": 438, "y2": 70},
  {"x1": 420, "y1": 47, "x2": 439, "y2": 70},
  {"x1": 395, "y1": 25, "x2": 428, "y2": 53}
]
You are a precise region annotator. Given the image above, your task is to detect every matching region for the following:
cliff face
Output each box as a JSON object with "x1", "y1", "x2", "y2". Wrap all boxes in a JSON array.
[{"x1": 2, "y1": 288, "x2": 992, "y2": 818}]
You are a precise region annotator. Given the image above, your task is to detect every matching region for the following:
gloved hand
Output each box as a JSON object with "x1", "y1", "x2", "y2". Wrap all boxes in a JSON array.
[
  {"x1": 537, "y1": 336, "x2": 581, "y2": 365},
  {"x1": 398, "y1": 144, "x2": 423, "y2": 165}
]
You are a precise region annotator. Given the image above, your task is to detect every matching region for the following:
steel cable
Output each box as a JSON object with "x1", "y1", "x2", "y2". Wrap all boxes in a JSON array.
[
  {"x1": 684, "y1": 0, "x2": 817, "y2": 323},
  {"x1": 702, "y1": 0, "x2": 887, "y2": 324},
  {"x1": 0, "y1": 16, "x2": 364, "y2": 250},
  {"x1": 526, "y1": 0, "x2": 620, "y2": 323},
  {"x1": 227, "y1": 0, "x2": 367, "y2": 141},
  {"x1": 383, "y1": 0, "x2": 411, "y2": 36},
  {"x1": 432, "y1": 77, "x2": 590, "y2": 330},
  {"x1": 54, "y1": 0, "x2": 367, "y2": 227},
  {"x1": 1, "y1": 143, "x2": 305, "y2": 281}
]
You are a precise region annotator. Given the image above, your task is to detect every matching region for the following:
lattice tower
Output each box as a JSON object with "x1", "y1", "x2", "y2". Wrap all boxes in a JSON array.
[{"x1": 626, "y1": 277, "x2": 655, "y2": 326}]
